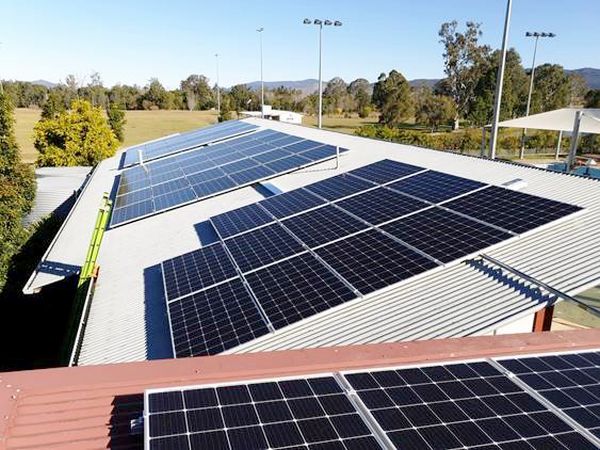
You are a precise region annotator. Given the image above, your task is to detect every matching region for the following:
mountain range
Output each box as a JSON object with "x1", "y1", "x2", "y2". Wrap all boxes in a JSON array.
[{"x1": 29, "y1": 67, "x2": 600, "y2": 92}]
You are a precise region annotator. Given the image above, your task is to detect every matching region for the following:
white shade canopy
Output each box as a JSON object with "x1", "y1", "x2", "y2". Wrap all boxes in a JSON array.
[{"x1": 497, "y1": 108, "x2": 600, "y2": 134}]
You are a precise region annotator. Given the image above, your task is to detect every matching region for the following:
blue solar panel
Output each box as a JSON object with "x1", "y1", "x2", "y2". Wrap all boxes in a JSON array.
[
  {"x1": 259, "y1": 188, "x2": 326, "y2": 219},
  {"x1": 388, "y1": 170, "x2": 486, "y2": 203},
  {"x1": 336, "y1": 187, "x2": 430, "y2": 225},
  {"x1": 112, "y1": 130, "x2": 339, "y2": 226},
  {"x1": 315, "y1": 230, "x2": 439, "y2": 295},
  {"x1": 381, "y1": 207, "x2": 514, "y2": 264},
  {"x1": 224, "y1": 223, "x2": 305, "y2": 273},
  {"x1": 211, "y1": 204, "x2": 274, "y2": 239},
  {"x1": 146, "y1": 376, "x2": 381, "y2": 449},
  {"x1": 282, "y1": 205, "x2": 368, "y2": 248},
  {"x1": 161, "y1": 243, "x2": 238, "y2": 301},
  {"x1": 167, "y1": 279, "x2": 270, "y2": 358},
  {"x1": 498, "y1": 350, "x2": 600, "y2": 441},
  {"x1": 123, "y1": 120, "x2": 258, "y2": 167},
  {"x1": 444, "y1": 186, "x2": 583, "y2": 234},
  {"x1": 245, "y1": 253, "x2": 357, "y2": 329},
  {"x1": 305, "y1": 173, "x2": 375, "y2": 201},
  {"x1": 348, "y1": 159, "x2": 425, "y2": 184}
]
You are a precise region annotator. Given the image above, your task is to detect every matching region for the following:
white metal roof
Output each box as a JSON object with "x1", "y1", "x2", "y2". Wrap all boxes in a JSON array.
[
  {"x1": 497, "y1": 108, "x2": 600, "y2": 134},
  {"x1": 24, "y1": 166, "x2": 91, "y2": 227},
  {"x1": 24, "y1": 118, "x2": 600, "y2": 365}
]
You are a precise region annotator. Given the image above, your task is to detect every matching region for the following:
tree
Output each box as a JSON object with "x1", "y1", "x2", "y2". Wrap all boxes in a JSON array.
[
  {"x1": 142, "y1": 78, "x2": 169, "y2": 110},
  {"x1": 81, "y1": 72, "x2": 107, "y2": 108},
  {"x1": 34, "y1": 99, "x2": 119, "y2": 166},
  {"x1": 348, "y1": 78, "x2": 372, "y2": 117},
  {"x1": 109, "y1": 84, "x2": 143, "y2": 110},
  {"x1": 585, "y1": 90, "x2": 600, "y2": 108},
  {"x1": 269, "y1": 86, "x2": 302, "y2": 111},
  {"x1": 0, "y1": 91, "x2": 36, "y2": 289},
  {"x1": 180, "y1": 75, "x2": 214, "y2": 110},
  {"x1": 414, "y1": 87, "x2": 456, "y2": 131},
  {"x1": 529, "y1": 64, "x2": 571, "y2": 114},
  {"x1": 229, "y1": 84, "x2": 258, "y2": 114},
  {"x1": 468, "y1": 48, "x2": 528, "y2": 126},
  {"x1": 438, "y1": 21, "x2": 490, "y2": 129},
  {"x1": 107, "y1": 104, "x2": 126, "y2": 142},
  {"x1": 41, "y1": 90, "x2": 67, "y2": 120},
  {"x1": 218, "y1": 93, "x2": 233, "y2": 122},
  {"x1": 323, "y1": 77, "x2": 349, "y2": 114},
  {"x1": 568, "y1": 73, "x2": 588, "y2": 107},
  {"x1": 372, "y1": 70, "x2": 414, "y2": 126}
]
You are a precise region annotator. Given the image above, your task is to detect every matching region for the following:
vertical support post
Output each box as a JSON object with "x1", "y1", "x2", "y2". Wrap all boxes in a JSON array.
[
  {"x1": 532, "y1": 305, "x2": 554, "y2": 332},
  {"x1": 481, "y1": 127, "x2": 487, "y2": 156},
  {"x1": 555, "y1": 130, "x2": 563, "y2": 160},
  {"x1": 317, "y1": 23, "x2": 323, "y2": 129},
  {"x1": 566, "y1": 111, "x2": 583, "y2": 172},
  {"x1": 489, "y1": 0, "x2": 513, "y2": 160}
]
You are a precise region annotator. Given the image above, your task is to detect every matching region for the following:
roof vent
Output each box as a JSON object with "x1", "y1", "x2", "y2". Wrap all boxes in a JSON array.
[{"x1": 502, "y1": 178, "x2": 528, "y2": 191}]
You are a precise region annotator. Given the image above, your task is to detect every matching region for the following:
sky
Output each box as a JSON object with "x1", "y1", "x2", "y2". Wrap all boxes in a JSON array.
[{"x1": 1, "y1": 0, "x2": 599, "y2": 89}]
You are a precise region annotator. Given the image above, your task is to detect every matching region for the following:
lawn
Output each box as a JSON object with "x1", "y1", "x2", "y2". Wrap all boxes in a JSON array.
[
  {"x1": 302, "y1": 114, "x2": 379, "y2": 134},
  {"x1": 14, "y1": 108, "x2": 219, "y2": 163}
]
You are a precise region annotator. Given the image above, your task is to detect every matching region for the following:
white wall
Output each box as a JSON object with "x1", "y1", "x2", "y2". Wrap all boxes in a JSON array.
[{"x1": 493, "y1": 313, "x2": 535, "y2": 335}]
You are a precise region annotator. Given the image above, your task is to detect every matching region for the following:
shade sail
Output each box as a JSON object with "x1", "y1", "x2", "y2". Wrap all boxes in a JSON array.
[{"x1": 497, "y1": 108, "x2": 600, "y2": 134}]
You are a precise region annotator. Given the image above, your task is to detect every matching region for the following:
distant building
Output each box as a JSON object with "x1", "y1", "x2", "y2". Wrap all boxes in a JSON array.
[{"x1": 242, "y1": 105, "x2": 303, "y2": 124}]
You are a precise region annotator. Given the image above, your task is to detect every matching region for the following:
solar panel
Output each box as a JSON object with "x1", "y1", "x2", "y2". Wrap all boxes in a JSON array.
[
  {"x1": 315, "y1": 230, "x2": 439, "y2": 295},
  {"x1": 161, "y1": 243, "x2": 238, "y2": 301},
  {"x1": 344, "y1": 361, "x2": 597, "y2": 449},
  {"x1": 282, "y1": 205, "x2": 369, "y2": 248},
  {"x1": 123, "y1": 120, "x2": 258, "y2": 167},
  {"x1": 305, "y1": 173, "x2": 375, "y2": 201},
  {"x1": 381, "y1": 207, "x2": 514, "y2": 264},
  {"x1": 111, "y1": 131, "x2": 340, "y2": 226},
  {"x1": 167, "y1": 278, "x2": 270, "y2": 358},
  {"x1": 244, "y1": 252, "x2": 357, "y2": 329},
  {"x1": 444, "y1": 186, "x2": 583, "y2": 234},
  {"x1": 211, "y1": 203, "x2": 274, "y2": 239},
  {"x1": 348, "y1": 159, "x2": 425, "y2": 184},
  {"x1": 258, "y1": 188, "x2": 326, "y2": 219},
  {"x1": 498, "y1": 350, "x2": 600, "y2": 440},
  {"x1": 335, "y1": 187, "x2": 430, "y2": 225},
  {"x1": 224, "y1": 223, "x2": 305, "y2": 273},
  {"x1": 145, "y1": 376, "x2": 382, "y2": 450},
  {"x1": 389, "y1": 170, "x2": 486, "y2": 203}
]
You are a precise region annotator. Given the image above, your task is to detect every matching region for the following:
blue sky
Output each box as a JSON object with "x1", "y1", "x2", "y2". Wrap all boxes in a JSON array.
[{"x1": 2, "y1": 0, "x2": 598, "y2": 89}]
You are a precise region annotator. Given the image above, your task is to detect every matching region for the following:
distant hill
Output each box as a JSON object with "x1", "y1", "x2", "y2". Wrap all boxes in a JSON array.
[
  {"x1": 408, "y1": 78, "x2": 441, "y2": 88},
  {"x1": 245, "y1": 79, "x2": 320, "y2": 95},
  {"x1": 566, "y1": 68, "x2": 600, "y2": 90},
  {"x1": 30, "y1": 79, "x2": 57, "y2": 88}
]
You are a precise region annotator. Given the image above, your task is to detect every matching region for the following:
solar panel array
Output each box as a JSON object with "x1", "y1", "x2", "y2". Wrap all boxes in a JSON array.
[
  {"x1": 144, "y1": 350, "x2": 600, "y2": 450},
  {"x1": 161, "y1": 159, "x2": 583, "y2": 358},
  {"x1": 111, "y1": 129, "x2": 344, "y2": 226},
  {"x1": 122, "y1": 120, "x2": 257, "y2": 167}
]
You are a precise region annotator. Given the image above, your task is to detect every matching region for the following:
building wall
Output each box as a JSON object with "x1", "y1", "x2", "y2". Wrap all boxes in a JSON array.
[{"x1": 494, "y1": 313, "x2": 535, "y2": 335}]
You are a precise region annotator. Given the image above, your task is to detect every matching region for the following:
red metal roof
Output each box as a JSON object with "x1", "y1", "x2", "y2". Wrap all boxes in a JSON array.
[{"x1": 1, "y1": 329, "x2": 599, "y2": 450}]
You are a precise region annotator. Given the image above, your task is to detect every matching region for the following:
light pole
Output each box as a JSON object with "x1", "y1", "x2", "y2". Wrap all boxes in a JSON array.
[
  {"x1": 215, "y1": 53, "x2": 220, "y2": 114},
  {"x1": 303, "y1": 18, "x2": 342, "y2": 129},
  {"x1": 520, "y1": 31, "x2": 555, "y2": 158},
  {"x1": 489, "y1": 0, "x2": 513, "y2": 160},
  {"x1": 257, "y1": 27, "x2": 264, "y2": 117}
]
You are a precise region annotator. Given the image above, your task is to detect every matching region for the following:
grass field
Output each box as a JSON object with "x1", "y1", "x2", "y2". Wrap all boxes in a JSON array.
[
  {"x1": 302, "y1": 114, "x2": 379, "y2": 134},
  {"x1": 14, "y1": 108, "x2": 219, "y2": 163}
]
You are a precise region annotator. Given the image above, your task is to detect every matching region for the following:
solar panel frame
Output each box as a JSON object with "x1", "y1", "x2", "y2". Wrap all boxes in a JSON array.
[
  {"x1": 444, "y1": 185, "x2": 584, "y2": 234},
  {"x1": 381, "y1": 207, "x2": 515, "y2": 264},
  {"x1": 347, "y1": 159, "x2": 426, "y2": 184},
  {"x1": 112, "y1": 130, "x2": 340, "y2": 227},
  {"x1": 244, "y1": 252, "x2": 357, "y2": 330},
  {"x1": 388, "y1": 170, "x2": 487, "y2": 204},
  {"x1": 304, "y1": 173, "x2": 376, "y2": 201},
  {"x1": 144, "y1": 373, "x2": 387, "y2": 450},
  {"x1": 258, "y1": 187, "x2": 326, "y2": 219},
  {"x1": 315, "y1": 229, "x2": 440, "y2": 295},
  {"x1": 165, "y1": 278, "x2": 271, "y2": 358},
  {"x1": 211, "y1": 203, "x2": 275, "y2": 239},
  {"x1": 123, "y1": 120, "x2": 258, "y2": 167}
]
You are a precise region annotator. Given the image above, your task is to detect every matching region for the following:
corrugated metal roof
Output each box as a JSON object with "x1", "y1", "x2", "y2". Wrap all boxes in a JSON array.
[
  {"x1": 23, "y1": 166, "x2": 91, "y2": 227},
  {"x1": 2, "y1": 330, "x2": 599, "y2": 450},
  {"x1": 24, "y1": 118, "x2": 600, "y2": 366}
]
